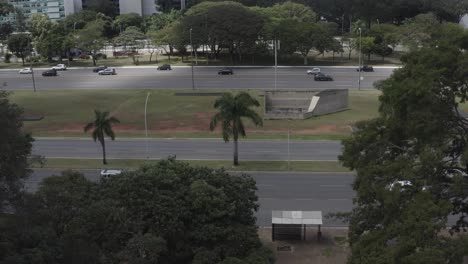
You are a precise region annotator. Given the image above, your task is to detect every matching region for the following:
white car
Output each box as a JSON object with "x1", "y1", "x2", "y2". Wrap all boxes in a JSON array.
[
  {"x1": 19, "y1": 68, "x2": 33, "y2": 74},
  {"x1": 307, "y1": 67, "x2": 321, "y2": 75},
  {"x1": 98, "y1": 68, "x2": 116, "y2": 75},
  {"x1": 387, "y1": 180, "x2": 412, "y2": 191},
  {"x1": 100, "y1": 169, "x2": 122, "y2": 178},
  {"x1": 52, "y1": 64, "x2": 67, "y2": 71}
]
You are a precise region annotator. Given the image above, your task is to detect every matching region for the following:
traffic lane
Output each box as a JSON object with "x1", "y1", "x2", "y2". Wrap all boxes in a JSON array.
[
  {"x1": 24, "y1": 170, "x2": 356, "y2": 227},
  {"x1": 32, "y1": 138, "x2": 343, "y2": 161},
  {"x1": 1, "y1": 67, "x2": 392, "y2": 90}
]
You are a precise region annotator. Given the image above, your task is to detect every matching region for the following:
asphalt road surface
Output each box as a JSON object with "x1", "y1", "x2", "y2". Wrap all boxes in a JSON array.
[
  {"x1": 25, "y1": 169, "x2": 355, "y2": 227},
  {"x1": 1, "y1": 67, "x2": 395, "y2": 90},
  {"x1": 33, "y1": 138, "x2": 342, "y2": 161}
]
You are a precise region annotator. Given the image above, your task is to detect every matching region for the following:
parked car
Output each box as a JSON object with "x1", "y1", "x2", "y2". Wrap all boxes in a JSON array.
[
  {"x1": 42, "y1": 69, "x2": 57, "y2": 76},
  {"x1": 357, "y1": 65, "x2": 374, "y2": 72},
  {"x1": 100, "y1": 169, "x2": 122, "y2": 178},
  {"x1": 19, "y1": 68, "x2": 33, "y2": 74},
  {"x1": 387, "y1": 180, "x2": 413, "y2": 191},
  {"x1": 314, "y1": 74, "x2": 333, "y2": 81},
  {"x1": 52, "y1": 64, "x2": 67, "y2": 71},
  {"x1": 98, "y1": 68, "x2": 116, "y2": 75},
  {"x1": 307, "y1": 67, "x2": 321, "y2": 75},
  {"x1": 218, "y1": 68, "x2": 233, "y2": 75},
  {"x1": 93, "y1": 65, "x2": 108, "y2": 72},
  {"x1": 157, "y1": 64, "x2": 172, "y2": 70}
]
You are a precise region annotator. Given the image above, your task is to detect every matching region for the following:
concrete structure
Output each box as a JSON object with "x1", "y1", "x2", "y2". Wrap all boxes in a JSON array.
[
  {"x1": 119, "y1": 0, "x2": 156, "y2": 16},
  {"x1": 264, "y1": 89, "x2": 348, "y2": 120},
  {"x1": 461, "y1": 14, "x2": 468, "y2": 28},
  {"x1": 0, "y1": 0, "x2": 81, "y2": 23},
  {"x1": 272, "y1": 211, "x2": 323, "y2": 241}
]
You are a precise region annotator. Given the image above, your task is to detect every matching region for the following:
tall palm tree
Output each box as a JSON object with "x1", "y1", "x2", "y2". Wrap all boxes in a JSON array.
[
  {"x1": 84, "y1": 110, "x2": 120, "y2": 165},
  {"x1": 210, "y1": 92, "x2": 263, "y2": 166}
]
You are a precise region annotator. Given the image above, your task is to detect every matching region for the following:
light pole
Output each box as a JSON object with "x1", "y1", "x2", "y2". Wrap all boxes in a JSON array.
[
  {"x1": 26, "y1": 33, "x2": 36, "y2": 92},
  {"x1": 287, "y1": 119, "x2": 291, "y2": 171},
  {"x1": 358, "y1": 27, "x2": 362, "y2": 91},
  {"x1": 274, "y1": 39, "x2": 278, "y2": 90},
  {"x1": 189, "y1": 28, "x2": 195, "y2": 90},
  {"x1": 144, "y1": 92, "x2": 151, "y2": 159}
]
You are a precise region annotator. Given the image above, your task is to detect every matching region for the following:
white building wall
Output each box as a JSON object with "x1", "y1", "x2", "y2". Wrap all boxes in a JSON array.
[
  {"x1": 461, "y1": 14, "x2": 468, "y2": 28},
  {"x1": 119, "y1": 0, "x2": 143, "y2": 15},
  {"x1": 142, "y1": 0, "x2": 157, "y2": 16}
]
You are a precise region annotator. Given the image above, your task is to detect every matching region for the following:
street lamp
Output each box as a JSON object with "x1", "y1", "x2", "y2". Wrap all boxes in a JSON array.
[
  {"x1": 358, "y1": 27, "x2": 362, "y2": 91},
  {"x1": 144, "y1": 92, "x2": 151, "y2": 159},
  {"x1": 287, "y1": 119, "x2": 291, "y2": 170},
  {"x1": 189, "y1": 28, "x2": 195, "y2": 90},
  {"x1": 25, "y1": 32, "x2": 36, "y2": 92}
]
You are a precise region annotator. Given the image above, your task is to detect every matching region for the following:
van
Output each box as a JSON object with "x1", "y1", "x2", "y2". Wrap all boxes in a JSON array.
[{"x1": 100, "y1": 169, "x2": 122, "y2": 178}]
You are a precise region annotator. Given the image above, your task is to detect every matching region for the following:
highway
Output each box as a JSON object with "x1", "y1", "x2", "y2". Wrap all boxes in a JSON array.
[
  {"x1": 25, "y1": 169, "x2": 355, "y2": 227},
  {"x1": 1, "y1": 67, "x2": 395, "y2": 90},
  {"x1": 32, "y1": 138, "x2": 343, "y2": 161}
]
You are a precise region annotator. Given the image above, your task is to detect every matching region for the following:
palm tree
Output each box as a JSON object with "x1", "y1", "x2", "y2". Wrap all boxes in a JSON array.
[
  {"x1": 84, "y1": 110, "x2": 120, "y2": 165},
  {"x1": 210, "y1": 92, "x2": 263, "y2": 166}
]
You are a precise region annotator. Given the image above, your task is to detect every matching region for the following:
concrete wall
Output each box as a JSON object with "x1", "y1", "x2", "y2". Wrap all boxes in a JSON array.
[
  {"x1": 142, "y1": 0, "x2": 157, "y2": 15},
  {"x1": 120, "y1": 0, "x2": 143, "y2": 15},
  {"x1": 264, "y1": 89, "x2": 348, "y2": 119}
]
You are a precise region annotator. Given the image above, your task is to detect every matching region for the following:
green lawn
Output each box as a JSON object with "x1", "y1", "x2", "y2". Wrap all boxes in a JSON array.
[
  {"x1": 10, "y1": 89, "x2": 381, "y2": 139},
  {"x1": 32, "y1": 158, "x2": 350, "y2": 172}
]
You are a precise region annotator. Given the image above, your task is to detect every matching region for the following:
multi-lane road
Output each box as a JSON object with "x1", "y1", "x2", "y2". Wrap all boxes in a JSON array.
[
  {"x1": 1, "y1": 66, "x2": 395, "y2": 90},
  {"x1": 26, "y1": 170, "x2": 355, "y2": 227},
  {"x1": 33, "y1": 138, "x2": 342, "y2": 161}
]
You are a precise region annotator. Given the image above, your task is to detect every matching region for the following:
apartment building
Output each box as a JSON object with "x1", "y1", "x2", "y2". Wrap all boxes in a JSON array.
[{"x1": 0, "y1": 0, "x2": 158, "y2": 25}]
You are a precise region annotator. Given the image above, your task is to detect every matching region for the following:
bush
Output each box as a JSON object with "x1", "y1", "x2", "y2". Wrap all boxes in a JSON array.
[{"x1": 4, "y1": 53, "x2": 11, "y2": 63}]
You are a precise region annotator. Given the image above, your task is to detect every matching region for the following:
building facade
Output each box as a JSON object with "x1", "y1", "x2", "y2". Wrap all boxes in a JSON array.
[{"x1": 0, "y1": 0, "x2": 158, "y2": 25}]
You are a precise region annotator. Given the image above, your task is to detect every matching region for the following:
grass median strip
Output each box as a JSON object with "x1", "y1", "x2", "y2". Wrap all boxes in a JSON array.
[{"x1": 33, "y1": 158, "x2": 350, "y2": 172}]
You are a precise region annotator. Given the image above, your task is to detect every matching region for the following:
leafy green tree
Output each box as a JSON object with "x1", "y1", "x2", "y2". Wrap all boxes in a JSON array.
[
  {"x1": 0, "y1": 91, "x2": 33, "y2": 212},
  {"x1": 75, "y1": 20, "x2": 106, "y2": 65},
  {"x1": 151, "y1": 22, "x2": 181, "y2": 61},
  {"x1": 210, "y1": 92, "x2": 263, "y2": 166},
  {"x1": 113, "y1": 13, "x2": 144, "y2": 33},
  {"x1": 7, "y1": 33, "x2": 31, "y2": 65},
  {"x1": 83, "y1": 110, "x2": 120, "y2": 165},
  {"x1": 13, "y1": 8, "x2": 26, "y2": 32},
  {"x1": 113, "y1": 26, "x2": 145, "y2": 64},
  {"x1": 145, "y1": 9, "x2": 181, "y2": 31},
  {"x1": 359, "y1": 36, "x2": 375, "y2": 61},
  {"x1": 63, "y1": 10, "x2": 98, "y2": 32},
  {"x1": 0, "y1": 0, "x2": 13, "y2": 16},
  {"x1": 340, "y1": 42, "x2": 468, "y2": 263}
]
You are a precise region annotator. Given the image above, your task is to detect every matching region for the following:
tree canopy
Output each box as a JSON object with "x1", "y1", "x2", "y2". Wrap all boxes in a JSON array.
[
  {"x1": 340, "y1": 33, "x2": 468, "y2": 263},
  {"x1": 0, "y1": 159, "x2": 274, "y2": 263}
]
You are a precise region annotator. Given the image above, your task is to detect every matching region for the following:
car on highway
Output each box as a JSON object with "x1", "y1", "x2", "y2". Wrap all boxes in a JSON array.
[
  {"x1": 218, "y1": 68, "x2": 233, "y2": 75},
  {"x1": 157, "y1": 64, "x2": 172, "y2": 70},
  {"x1": 52, "y1": 64, "x2": 67, "y2": 71},
  {"x1": 42, "y1": 69, "x2": 57, "y2": 77},
  {"x1": 357, "y1": 65, "x2": 374, "y2": 72},
  {"x1": 93, "y1": 65, "x2": 108, "y2": 72},
  {"x1": 19, "y1": 68, "x2": 33, "y2": 74},
  {"x1": 98, "y1": 68, "x2": 116, "y2": 75},
  {"x1": 307, "y1": 67, "x2": 321, "y2": 75},
  {"x1": 100, "y1": 169, "x2": 122, "y2": 178},
  {"x1": 314, "y1": 73, "x2": 333, "y2": 81}
]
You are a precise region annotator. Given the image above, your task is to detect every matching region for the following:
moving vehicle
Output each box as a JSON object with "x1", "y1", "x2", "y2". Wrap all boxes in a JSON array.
[
  {"x1": 218, "y1": 68, "x2": 233, "y2": 75},
  {"x1": 357, "y1": 65, "x2": 374, "y2": 72},
  {"x1": 307, "y1": 68, "x2": 321, "y2": 75},
  {"x1": 98, "y1": 68, "x2": 116, "y2": 75},
  {"x1": 157, "y1": 64, "x2": 172, "y2": 70},
  {"x1": 42, "y1": 69, "x2": 57, "y2": 76},
  {"x1": 314, "y1": 74, "x2": 333, "y2": 81},
  {"x1": 93, "y1": 65, "x2": 107, "y2": 72},
  {"x1": 52, "y1": 64, "x2": 67, "y2": 71},
  {"x1": 19, "y1": 68, "x2": 33, "y2": 74},
  {"x1": 100, "y1": 169, "x2": 122, "y2": 178},
  {"x1": 387, "y1": 180, "x2": 412, "y2": 191}
]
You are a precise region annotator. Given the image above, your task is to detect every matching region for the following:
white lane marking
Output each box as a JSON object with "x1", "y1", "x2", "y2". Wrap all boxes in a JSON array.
[
  {"x1": 256, "y1": 150, "x2": 279, "y2": 153},
  {"x1": 327, "y1": 198, "x2": 351, "y2": 201}
]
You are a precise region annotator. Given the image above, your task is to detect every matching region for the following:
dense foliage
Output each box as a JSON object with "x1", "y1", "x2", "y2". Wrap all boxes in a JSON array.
[
  {"x1": 0, "y1": 91, "x2": 33, "y2": 213},
  {"x1": 340, "y1": 32, "x2": 468, "y2": 263},
  {"x1": 0, "y1": 159, "x2": 273, "y2": 264}
]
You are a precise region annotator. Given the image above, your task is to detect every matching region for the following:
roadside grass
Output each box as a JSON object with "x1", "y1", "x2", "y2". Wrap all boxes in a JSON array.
[
  {"x1": 0, "y1": 50, "x2": 401, "y2": 69},
  {"x1": 32, "y1": 158, "x2": 350, "y2": 172},
  {"x1": 10, "y1": 89, "x2": 381, "y2": 139}
]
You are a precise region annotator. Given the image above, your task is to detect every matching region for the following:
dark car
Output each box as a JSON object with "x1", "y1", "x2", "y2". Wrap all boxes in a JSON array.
[
  {"x1": 218, "y1": 68, "x2": 233, "y2": 75},
  {"x1": 93, "y1": 65, "x2": 107, "y2": 72},
  {"x1": 314, "y1": 74, "x2": 333, "y2": 81},
  {"x1": 157, "y1": 64, "x2": 172, "y2": 70},
  {"x1": 42, "y1": 69, "x2": 57, "y2": 77},
  {"x1": 357, "y1": 65, "x2": 374, "y2": 72}
]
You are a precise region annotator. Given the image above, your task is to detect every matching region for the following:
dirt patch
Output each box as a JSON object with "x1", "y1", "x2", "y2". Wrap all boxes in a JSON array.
[{"x1": 259, "y1": 227, "x2": 350, "y2": 264}]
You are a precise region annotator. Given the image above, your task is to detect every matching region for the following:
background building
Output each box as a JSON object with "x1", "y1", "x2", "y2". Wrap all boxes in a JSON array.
[{"x1": 119, "y1": 0, "x2": 156, "y2": 16}]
